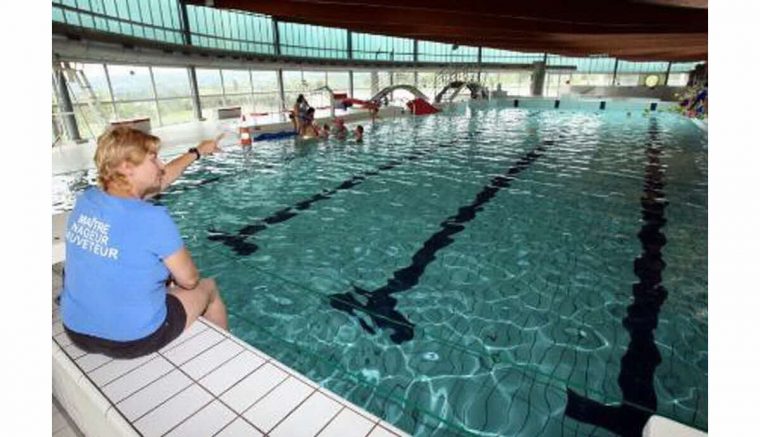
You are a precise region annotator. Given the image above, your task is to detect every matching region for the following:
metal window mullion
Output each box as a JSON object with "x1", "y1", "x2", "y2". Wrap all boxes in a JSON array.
[
  {"x1": 249, "y1": 69, "x2": 255, "y2": 112},
  {"x1": 272, "y1": 18, "x2": 281, "y2": 56},
  {"x1": 235, "y1": 14, "x2": 242, "y2": 52},
  {"x1": 134, "y1": 0, "x2": 146, "y2": 38},
  {"x1": 347, "y1": 30, "x2": 353, "y2": 60},
  {"x1": 203, "y1": 8, "x2": 211, "y2": 47},
  {"x1": 276, "y1": 69, "x2": 286, "y2": 112},
  {"x1": 123, "y1": 0, "x2": 137, "y2": 36},
  {"x1": 103, "y1": 63, "x2": 117, "y2": 119},
  {"x1": 222, "y1": 11, "x2": 229, "y2": 50},
  {"x1": 240, "y1": 14, "x2": 248, "y2": 51},
  {"x1": 213, "y1": 9, "x2": 221, "y2": 48},
  {"x1": 204, "y1": 8, "x2": 212, "y2": 46},
  {"x1": 209, "y1": 9, "x2": 216, "y2": 47},
  {"x1": 98, "y1": 0, "x2": 107, "y2": 30},
  {"x1": 112, "y1": 0, "x2": 125, "y2": 34},
  {"x1": 149, "y1": 66, "x2": 163, "y2": 126},
  {"x1": 156, "y1": 0, "x2": 165, "y2": 41},
  {"x1": 219, "y1": 69, "x2": 226, "y2": 105},
  {"x1": 177, "y1": 0, "x2": 191, "y2": 45},
  {"x1": 226, "y1": 11, "x2": 233, "y2": 50},
  {"x1": 187, "y1": 67, "x2": 202, "y2": 120},
  {"x1": 85, "y1": 0, "x2": 95, "y2": 27}
]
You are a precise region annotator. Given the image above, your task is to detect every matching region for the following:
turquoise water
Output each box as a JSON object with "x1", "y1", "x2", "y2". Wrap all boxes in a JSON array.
[{"x1": 55, "y1": 103, "x2": 708, "y2": 435}]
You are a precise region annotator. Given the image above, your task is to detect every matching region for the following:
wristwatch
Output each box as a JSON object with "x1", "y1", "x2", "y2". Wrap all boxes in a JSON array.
[{"x1": 188, "y1": 147, "x2": 201, "y2": 161}]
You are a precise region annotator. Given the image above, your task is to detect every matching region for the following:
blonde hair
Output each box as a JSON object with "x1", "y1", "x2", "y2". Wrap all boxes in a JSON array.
[{"x1": 94, "y1": 127, "x2": 160, "y2": 190}]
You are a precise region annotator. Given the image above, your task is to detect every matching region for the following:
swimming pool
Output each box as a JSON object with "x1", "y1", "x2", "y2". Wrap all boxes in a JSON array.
[{"x1": 54, "y1": 103, "x2": 708, "y2": 436}]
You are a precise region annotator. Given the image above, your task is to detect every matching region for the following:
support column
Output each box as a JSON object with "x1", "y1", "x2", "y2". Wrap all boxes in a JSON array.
[
  {"x1": 347, "y1": 31, "x2": 353, "y2": 60},
  {"x1": 530, "y1": 61, "x2": 546, "y2": 97},
  {"x1": 149, "y1": 67, "x2": 162, "y2": 126},
  {"x1": 271, "y1": 18, "x2": 286, "y2": 112},
  {"x1": 55, "y1": 69, "x2": 81, "y2": 141},
  {"x1": 272, "y1": 18, "x2": 281, "y2": 56},
  {"x1": 477, "y1": 47, "x2": 482, "y2": 82},
  {"x1": 348, "y1": 70, "x2": 354, "y2": 96},
  {"x1": 664, "y1": 62, "x2": 672, "y2": 85},
  {"x1": 103, "y1": 63, "x2": 117, "y2": 118},
  {"x1": 370, "y1": 71, "x2": 379, "y2": 96},
  {"x1": 612, "y1": 58, "x2": 619, "y2": 86},
  {"x1": 178, "y1": 0, "x2": 192, "y2": 46},
  {"x1": 276, "y1": 69, "x2": 286, "y2": 112},
  {"x1": 187, "y1": 68, "x2": 203, "y2": 120}
]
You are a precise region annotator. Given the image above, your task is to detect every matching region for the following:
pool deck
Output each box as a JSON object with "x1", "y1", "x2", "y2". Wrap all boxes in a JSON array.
[{"x1": 52, "y1": 265, "x2": 411, "y2": 437}]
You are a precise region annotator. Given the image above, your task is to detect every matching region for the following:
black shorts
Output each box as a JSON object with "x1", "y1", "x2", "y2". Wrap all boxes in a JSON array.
[{"x1": 63, "y1": 294, "x2": 187, "y2": 359}]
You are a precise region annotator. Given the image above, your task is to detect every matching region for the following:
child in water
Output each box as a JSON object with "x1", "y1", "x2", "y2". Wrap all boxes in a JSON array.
[
  {"x1": 333, "y1": 118, "x2": 348, "y2": 140},
  {"x1": 320, "y1": 123, "x2": 330, "y2": 139}
]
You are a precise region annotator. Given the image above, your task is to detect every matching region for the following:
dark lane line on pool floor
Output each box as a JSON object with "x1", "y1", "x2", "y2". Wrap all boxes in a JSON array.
[
  {"x1": 328, "y1": 140, "x2": 552, "y2": 344},
  {"x1": 565, "y1": 119, "x2": 670, "y2": 436},
  {"x1": 206, "y1": 144, "x2": 454, "y2": 255}
]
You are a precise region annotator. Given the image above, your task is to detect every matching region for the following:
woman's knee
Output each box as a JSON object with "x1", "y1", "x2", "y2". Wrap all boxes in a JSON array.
[{"x1": 200, "y1": 278, "x2": 221, "y2": 302}]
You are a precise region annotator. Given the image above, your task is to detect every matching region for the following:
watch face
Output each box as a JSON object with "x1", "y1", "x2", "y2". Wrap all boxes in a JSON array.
[{"x1": 645, "y1": 75, "x2": 660, "y2": 88}]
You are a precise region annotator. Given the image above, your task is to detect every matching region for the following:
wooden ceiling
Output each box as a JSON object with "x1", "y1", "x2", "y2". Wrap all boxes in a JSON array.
[{"x1": 187, "y1": 0, "x2": 707, "y2": 61}]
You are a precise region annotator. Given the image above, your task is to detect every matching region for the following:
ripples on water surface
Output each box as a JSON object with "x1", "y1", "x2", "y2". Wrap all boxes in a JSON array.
[{"x1": 53, "y1": 103, "x2": 708, "y2": 436}]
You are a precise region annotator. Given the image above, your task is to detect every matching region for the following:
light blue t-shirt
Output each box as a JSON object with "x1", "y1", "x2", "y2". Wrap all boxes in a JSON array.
[{"x1": 61, "y1": 187, "x2": 184, "y2": 341}]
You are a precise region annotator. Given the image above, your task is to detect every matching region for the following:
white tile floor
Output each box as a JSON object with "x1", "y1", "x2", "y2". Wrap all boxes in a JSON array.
[{"x1": 52, "y1": 266, "x2": 410, "y2": 437}]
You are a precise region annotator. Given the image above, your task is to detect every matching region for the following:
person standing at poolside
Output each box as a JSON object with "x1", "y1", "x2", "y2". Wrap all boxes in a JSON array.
[
  {"x1": 291, "y1": 94, "x2": 311, "y2": 134},
  {"x1": 300, "y1": 107, "x2": 319, "y2": 137},
  {"x1": 60, "y1": 126, "x2": 228, "y2": 358}
]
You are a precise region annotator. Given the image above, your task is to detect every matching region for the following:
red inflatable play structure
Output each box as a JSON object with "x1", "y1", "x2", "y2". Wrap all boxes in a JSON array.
[
  {"x1": 340, "y1": 97, "x2": 379, "y2": 111},
  {"x1": 339, "y1": 95, "x2": 439, "y2": 116},
  {"x1": 406, "y1": 98, "x2": 440, "y2": 115}
]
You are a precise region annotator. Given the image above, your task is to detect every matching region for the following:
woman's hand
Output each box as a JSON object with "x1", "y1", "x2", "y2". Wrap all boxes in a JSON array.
[{"x1": 196, "y1": 134, "x2": 223, "y2": 156}]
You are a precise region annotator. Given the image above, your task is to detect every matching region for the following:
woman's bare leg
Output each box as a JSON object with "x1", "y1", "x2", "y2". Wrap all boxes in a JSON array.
[{"x1": 169, "y1": 278, "x2": 228, "y2": 330}]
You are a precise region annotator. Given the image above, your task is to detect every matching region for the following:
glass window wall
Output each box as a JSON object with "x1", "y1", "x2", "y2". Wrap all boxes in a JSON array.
[
  {"x1": 187, "y1": 6, "x2": 275, "y2": 54},
  {"x1": 251, "y1": 70, "x2": 281, "y2": 113},
  {"x1": 418, "y1": 41, "x2": 478, "y2": 63},
  {"x1": 52, "y1": 0, "x2": 183, "y2": 44},
  {"x1": 482, "y1": 71, "x2": 532, "y2": 96},
  {"x1": 352, "y1": 72, "x2": 373, "y2": 99},
  {"x1": 278, "y1": 22, "x2": 347, "y2": 59},
  {"x1": 352, "y1": 33, "x2": 414, "y2": 62},
  {"x1": 482, "y1": 49, "x2": 544, "y2": 64}
]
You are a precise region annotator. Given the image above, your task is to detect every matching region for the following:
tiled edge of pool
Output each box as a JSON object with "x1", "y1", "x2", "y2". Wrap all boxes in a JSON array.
[
  {"x1": 643, "y1": 417, "x2": 707, "y2": 437},
  {"x1": 52, "y1": 289, "x2": 411, "y2": 437},
  {"x1": 691, "y1": 118, "x2": 708, "y2": 132}
]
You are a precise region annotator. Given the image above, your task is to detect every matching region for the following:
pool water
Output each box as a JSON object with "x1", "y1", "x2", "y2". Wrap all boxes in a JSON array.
[{"x1": 57, "y1": 103, "x2": 708, "y2": 436}]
